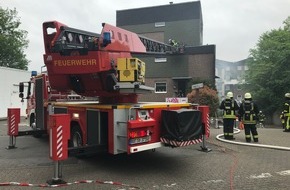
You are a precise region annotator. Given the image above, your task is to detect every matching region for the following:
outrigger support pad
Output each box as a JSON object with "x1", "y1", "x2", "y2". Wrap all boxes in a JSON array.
[
  {"x1": 199, "y1": 134, "x2": 212, "y2": 153},
  {"x1": 47, "y1": 161, "x2": 66, "y2": 185},
  {"x1": 6, "y1": 136, "x2": 17, "y2": 149}
]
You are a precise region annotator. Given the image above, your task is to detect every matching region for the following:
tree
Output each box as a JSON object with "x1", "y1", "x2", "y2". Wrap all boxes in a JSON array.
[
  {"x1": 0, "y1": 7, "x2": 29, "y2": 70},
  {"x1": 245, "y1": 16, "x2": 290, "y2": 116}
]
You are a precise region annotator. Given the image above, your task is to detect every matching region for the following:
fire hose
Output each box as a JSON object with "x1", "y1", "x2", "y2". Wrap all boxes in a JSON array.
[{"x1": 216, "y1": 128, "x2": 290, "y2": 151}]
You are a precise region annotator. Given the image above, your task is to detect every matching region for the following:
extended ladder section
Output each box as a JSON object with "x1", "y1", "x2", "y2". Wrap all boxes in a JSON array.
[
  {"x1": 44, "y1": 22, "x2": 182, "y2": 55},
  {"x1": 138, "y1": 35, "x2": 181, "y2": 54}
]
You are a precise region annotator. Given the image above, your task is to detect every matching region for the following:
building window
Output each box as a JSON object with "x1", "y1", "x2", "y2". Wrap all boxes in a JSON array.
[
  {"x1": 110, "y1": 31, "x2": 115, "y2": 39},
  {"x1": 155, "y1": 82, "x2": 167, "y2": 93},
  {"x1": 124, "y1": 34, "x2": 128, "y2": 42},
  {"x1": 155, "y1": 58, "x2": 167, "y2": 63},
  {"x1": 117, "y1": 32, "x2": 122, "y2": 41},
  {"x1": 225, "y1": 71, "x2": 231, "y2": 81},
  {"x1": 225, "y1": 85, "x2": 230, "y2": 91},
  {"x1": 155, "y1": 22, "x2": 165, "y2": 27}
]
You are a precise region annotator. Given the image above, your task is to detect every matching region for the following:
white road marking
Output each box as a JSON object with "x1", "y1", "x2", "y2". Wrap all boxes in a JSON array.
[
  {"x1": 249, "y1": 173, "x2": 272, "y2": 179},
  {"x1": 203, "y1": 179, "x2": 224, "y2": 184},
  {"x1": 164, "y1": 183, "x2": 177, "y2": 187},
  {"x1": 276, "y1": 170, "x2": 290, "y2": 176}
]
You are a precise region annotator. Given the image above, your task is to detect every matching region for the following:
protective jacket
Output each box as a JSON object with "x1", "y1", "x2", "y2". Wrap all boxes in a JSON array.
[
  {"x1": 239, "y1": 100, "x2": 259, "y2": 124},
  {"x1": 284, "y1": 100, "x2": 290, "y2": 117},
  {"x1": 219, "y1": 97, "x2": 239, "y2": 140},
  {"x1": 283, "y1": 99, "x2": 290, "y2": 131},
  {"x1": 220, "y1": 98, "x2": 239, "y2": 119}
]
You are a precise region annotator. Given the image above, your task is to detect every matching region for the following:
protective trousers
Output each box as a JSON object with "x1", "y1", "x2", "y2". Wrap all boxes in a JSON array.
[
  {"x1": 223, "y1": 118, "x2": 235, "y2": 140},
  {"x1": 284, "y1": 116, "x2": 290, "y2": 131},
  {"x1": 244, "y1": 124, "x2": 258, "y2": 142}
]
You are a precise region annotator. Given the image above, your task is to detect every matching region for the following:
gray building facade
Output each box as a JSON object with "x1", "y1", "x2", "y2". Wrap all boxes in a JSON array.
[
  {"x1": 215, "y1": 59, "x2": 248, "y2": 103},
  {"x1": 117, "y1": 1, "x2": 203, "y2": 47},
  {"x1": 116, "y1": 1, "x2": 215, "y2": 102}
]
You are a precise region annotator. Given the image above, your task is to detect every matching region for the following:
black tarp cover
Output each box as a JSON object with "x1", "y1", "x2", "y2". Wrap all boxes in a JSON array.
[{"x1": 161, "y1": 109, "x2": 202, "y2": 141}]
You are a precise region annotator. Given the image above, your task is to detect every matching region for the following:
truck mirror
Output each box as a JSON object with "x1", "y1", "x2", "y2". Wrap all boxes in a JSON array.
[
  {"x1": 27, "y1": 81, "x2": 31, "y2": 99},
  {"x1": 19, "y1": 92, "x2": 24, "y2": 98},
  {"x1": 19, "y1": 82, "x2": 24, "y2": 93}
]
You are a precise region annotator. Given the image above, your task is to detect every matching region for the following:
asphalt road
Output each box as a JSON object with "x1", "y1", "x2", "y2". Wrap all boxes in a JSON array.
[{"x1": 0, "y1": 119, "x2": 290, "y2": 190}]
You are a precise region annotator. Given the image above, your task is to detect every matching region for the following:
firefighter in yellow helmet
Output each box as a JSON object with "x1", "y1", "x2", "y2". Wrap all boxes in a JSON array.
[
  {"x1": 238, "y1": 93, "x2": 259, "y2": 142},
  {"x1": 169, "y1": 39, "x2": 178, "y2": 47},
  {"x1": 219, "y1": 92, "x2": 239, "y2": 140},
  {"x1": 283, "y1": 93, "x2": 290, "y2": 132}
]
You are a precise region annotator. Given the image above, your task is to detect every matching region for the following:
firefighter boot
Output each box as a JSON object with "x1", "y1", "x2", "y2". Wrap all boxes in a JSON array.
[
  {"x1": 228, "y1": 134, "x2": 235, "y2": 140},
  {"x1": 245, "y1": 135, "x2": 251, "y2": 142},
  {"x1": 224, "y1": 133, "x2": 229, "y2": 139},
  {"x1": 253, "y1": 135, "x2": 259, "y2": 142},
  {"x1": 252, "y1": 128, "x2": 259, "y2": 142}
]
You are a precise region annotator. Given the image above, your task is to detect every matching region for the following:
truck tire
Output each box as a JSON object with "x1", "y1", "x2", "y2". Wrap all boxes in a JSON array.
[{"x1": 69, "y1": 125, "x2": 83, "y2": 148}]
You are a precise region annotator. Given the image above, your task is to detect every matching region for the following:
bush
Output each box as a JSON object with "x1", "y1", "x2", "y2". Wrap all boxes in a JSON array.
[{"x1": 187, "y1": 85, "x2": 219, "y2": 117}]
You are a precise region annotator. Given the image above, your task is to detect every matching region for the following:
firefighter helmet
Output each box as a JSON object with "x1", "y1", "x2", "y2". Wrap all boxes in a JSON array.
[
  {"x1": 227, "y1": 92, "x2": 233, "y2": 98},
  {"x1": 285, "y1": 93, "x2": 290, "y2": 98},
  {"x1": 244, "y1": 93, "x2": 252, "y2": 99}
]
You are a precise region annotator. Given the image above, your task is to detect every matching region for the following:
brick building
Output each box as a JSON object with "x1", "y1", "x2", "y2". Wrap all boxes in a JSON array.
[{"x1": 116, "y1": 1, "x2": 216, "y2": 102}]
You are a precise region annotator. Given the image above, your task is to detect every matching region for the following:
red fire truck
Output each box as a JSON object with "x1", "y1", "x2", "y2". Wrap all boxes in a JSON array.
[{"x1": 19, "y1": 21, "x2": 209, "y2": 155}]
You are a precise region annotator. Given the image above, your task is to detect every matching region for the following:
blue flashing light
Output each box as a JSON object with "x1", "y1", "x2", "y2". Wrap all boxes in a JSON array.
[
  {"x1": 102, "y1": 32, "x2": 111, "y2": 47},
  {"x1": 103, "y1": 32, "x2": 111, "y2": 42},
  {"x1": 31, "y1": 71, "x2": 37, "y2": 77}
]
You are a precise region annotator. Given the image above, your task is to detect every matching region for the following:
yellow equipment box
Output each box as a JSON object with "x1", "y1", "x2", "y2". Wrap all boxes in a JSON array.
[{"x1": 117, "y1": 58, "x2": 145, "y2": 84}]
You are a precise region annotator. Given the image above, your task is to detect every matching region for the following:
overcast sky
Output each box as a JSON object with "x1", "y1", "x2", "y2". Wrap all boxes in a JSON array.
[{"x1": 2, "y1": 0, "x2": 290, "y2": 71}]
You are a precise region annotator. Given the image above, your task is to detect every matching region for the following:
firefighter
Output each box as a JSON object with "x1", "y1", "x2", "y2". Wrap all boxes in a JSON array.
[
  {"x1": 238, "y1": 93, "x2": 259, "y2": 142},
  {"x1": 283, "y1": 93, "x2": 290, "y2": 132},
  {"x1": 219, "y1": 92, "x2": 239, "y2": 140},
  {"x1": 257, "y1": 110, "x2": 265, "y2": 128},
  {"x1": 280, "y1": 112, "x2": 285, "y2": 129},
  {"x1": 169, "y1": 39, "x2": 178, "y2": 47}
]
